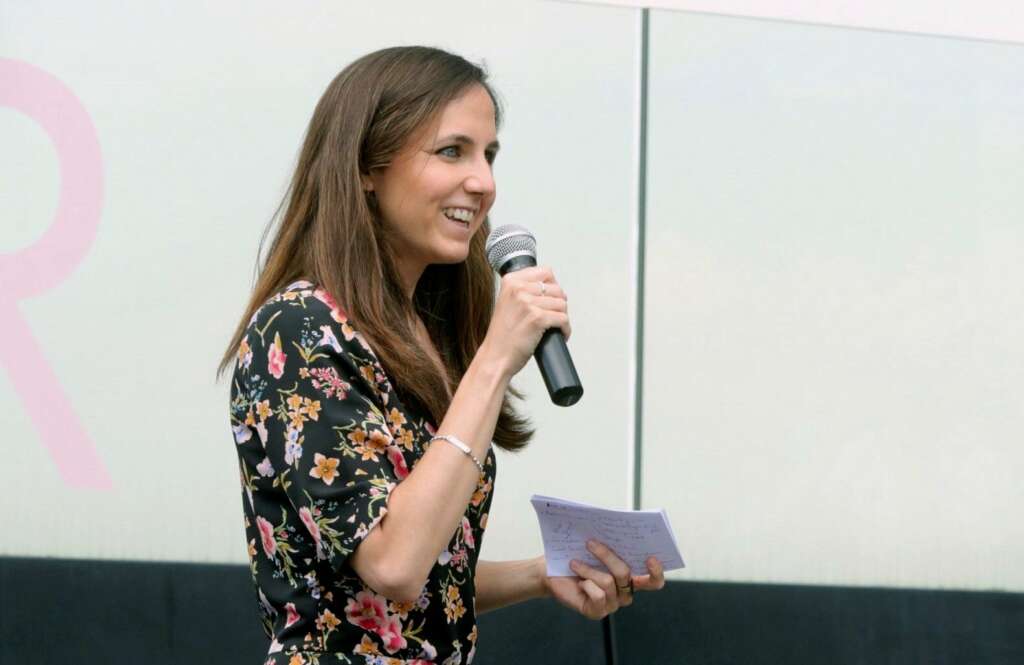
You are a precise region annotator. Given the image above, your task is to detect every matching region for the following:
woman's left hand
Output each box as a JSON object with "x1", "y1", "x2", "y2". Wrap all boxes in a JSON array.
[{"x1": 542, "y1": 540, "x2": 666, "y2": 620}]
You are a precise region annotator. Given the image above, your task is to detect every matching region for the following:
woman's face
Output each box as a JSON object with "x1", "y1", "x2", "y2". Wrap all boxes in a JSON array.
[{"x1": 366, "y1": 84, "x2": 499, "y2": 291}]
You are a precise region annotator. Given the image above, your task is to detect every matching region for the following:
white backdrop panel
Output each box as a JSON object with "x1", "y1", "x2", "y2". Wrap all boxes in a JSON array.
[
  {"x1": 0, "y1": 0, "x2": 640, "y2": 563},
  {"x1": 642, "y1": 11, "x2": 1024, "y2": 590}
]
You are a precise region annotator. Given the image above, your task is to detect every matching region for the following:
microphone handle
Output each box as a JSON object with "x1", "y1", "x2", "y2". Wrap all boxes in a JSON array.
[
  {"x1": 499, "y1": 255, "x2": 584, "y2": 407},
  {"x1": 534, "y1": 328, "x2": 584, "y2": 406}
]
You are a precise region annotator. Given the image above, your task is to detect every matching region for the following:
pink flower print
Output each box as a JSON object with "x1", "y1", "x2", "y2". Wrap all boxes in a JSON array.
[
  {"x1": 313, "y1": 287, "x2": 348, "y2": 323},
  {"x1": 256, "y1": 457, "x2": 275, "y2": 477},
  {"x1": 461, "y1": 516, "x2": 475, "y2": 550},
  {"x1": 256, "y1": 516, "x2": 277, "y2": 560},
  {"x1": 284, "y1": 602, "x2": 300, "y2": 628},
  {"x1": 386, "y1": 445, "x2": 410, "y2": 480},
  {"x1": 345, "y1": 590, "x2": 389, "y2": 632},
  {"x1": 298, "y1": 506, "x2": 322, "y2": 555},
  {"x1": 377, "y1": 614, "x2": 407, "y2": 654},
  {"x1": 268, "y1": 332, "x2": 287, "y2": 379},
  {"x1": 450, "y1": 547, "x2": 468, "y2": 571}
]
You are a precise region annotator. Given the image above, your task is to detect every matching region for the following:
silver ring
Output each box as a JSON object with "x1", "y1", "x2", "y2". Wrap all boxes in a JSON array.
[{"x1": 538, "y1": 282, "x2": 547, "y2": 297}]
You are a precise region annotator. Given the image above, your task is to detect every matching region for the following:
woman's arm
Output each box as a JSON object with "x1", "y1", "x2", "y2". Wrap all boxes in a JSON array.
[
  {"x1": 477, "y1": 546, "x2": 668, "y2": 620},
  {"x1": 474, "y1": 556, "x2": 549, "y2": 614},
  {"x1": 351, "y1": 267, "x2": 571, "y2": 603},
  {"x1": 351, "y1": 346, "x2": 509, "y2": 602}
]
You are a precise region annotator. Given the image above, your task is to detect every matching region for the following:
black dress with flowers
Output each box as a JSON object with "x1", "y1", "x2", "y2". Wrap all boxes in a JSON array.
[{"x1": 229, "y1": 280, "x2": 495, "y2": 665}]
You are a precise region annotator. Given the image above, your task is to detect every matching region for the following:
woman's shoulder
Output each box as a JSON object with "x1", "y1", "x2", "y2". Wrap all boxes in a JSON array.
[
  {"x1": 247, "y1": 279, "x2": 347, "y2": 330},
  {"x1": 244, "y1": 279, "x2": 379, "y2": 361}
]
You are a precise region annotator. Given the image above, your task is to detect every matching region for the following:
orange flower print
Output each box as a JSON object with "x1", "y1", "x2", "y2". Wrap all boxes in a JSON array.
[
  {"x1": 315, "y1": 608, "x2": 341, "y2": 632},
  {"x1": 444, "y1": 585, "x2": 466, "y2": 623},
  {"x1": 237, "y1": 337, "x2": 253, "y2": 369},
  {"x1": 352, "y1": 429, "x2": 389, "y2": 462},
  {"x1": 470, "y1": 478, "x2": 492, "y2": 507},
  {"x1": 288, "y1": 653, "x2": 304, "y2": 665},
  {"x1": 304, "y1": 398, "x2": 321, "y2": 421},
  {"x1": 255, "y1": 400, "x2": 271, "y2": 421},
  {"x1": 387, "y1": 408, "x2": 407, "y2": 430},
  {"x1": 354, "y1": 634, "x2": 381, "y2": 657},
  {"x1": 309, "y1": 453, "x2": 340, "y2": 485},
  {"x1": 396, "y1": 428, "x2": 415, "y2": 451},
  {"x1": 268, "y1": 332, "x2": 287, "y2": 379},
  {"x1": 389, "y1": 598, "x2": 416, "y2": 621},
  {"x1": 286, "y1": 394, "x2": 304, "y2": 413},
  {"x1": 360, "y1": 365, "x2": 375, "y2": 385}
]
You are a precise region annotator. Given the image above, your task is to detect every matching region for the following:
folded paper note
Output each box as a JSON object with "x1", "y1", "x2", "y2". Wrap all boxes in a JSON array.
[{"x1": 530, "y1": 494, "x2": 686, "y2": 577}]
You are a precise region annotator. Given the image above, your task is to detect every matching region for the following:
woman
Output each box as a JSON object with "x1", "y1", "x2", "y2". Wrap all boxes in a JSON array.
[{"x1": 220, "y1": 46, "x2": 664, "y2": 664}]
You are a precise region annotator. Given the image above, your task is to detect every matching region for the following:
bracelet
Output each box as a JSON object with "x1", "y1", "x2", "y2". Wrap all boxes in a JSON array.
[{"x1": 430, "y1": 434, "x2": 487, "y2": 474}]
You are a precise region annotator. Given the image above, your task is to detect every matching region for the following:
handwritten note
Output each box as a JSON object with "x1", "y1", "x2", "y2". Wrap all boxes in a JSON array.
[{"x1": 530, "y1": 494, "x2": 685, "y2": 577}]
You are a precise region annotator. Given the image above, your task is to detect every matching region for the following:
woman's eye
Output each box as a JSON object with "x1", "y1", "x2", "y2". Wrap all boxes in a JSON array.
[{"x1": 438, "y1": 146, "x2": 460, "y2": 158}]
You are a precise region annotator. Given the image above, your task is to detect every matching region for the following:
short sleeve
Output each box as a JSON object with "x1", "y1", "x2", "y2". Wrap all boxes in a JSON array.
[{"x1": 232, "y1": 287, "x2": 403, "y2": 574}]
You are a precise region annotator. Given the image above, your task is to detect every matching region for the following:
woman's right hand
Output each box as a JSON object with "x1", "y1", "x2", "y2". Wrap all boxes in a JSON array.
[{"x1": 481, "y1": 266, "x2": 571, "y2": 379}]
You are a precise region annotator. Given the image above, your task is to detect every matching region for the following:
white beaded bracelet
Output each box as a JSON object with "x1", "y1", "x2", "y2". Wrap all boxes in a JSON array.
[{"x1": 430, "y1": 434, "x2": 486, "y2": 474}]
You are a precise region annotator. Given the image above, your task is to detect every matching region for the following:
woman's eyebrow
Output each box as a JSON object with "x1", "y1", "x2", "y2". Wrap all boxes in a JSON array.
[{"x1": 437, "y1": 133, "x2": 501, "y2": 152}]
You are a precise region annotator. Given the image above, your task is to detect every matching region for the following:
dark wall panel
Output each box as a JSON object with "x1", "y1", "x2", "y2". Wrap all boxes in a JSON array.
[{"x1": 2, "y1": 557, "x2": 1022, "y2": 664}]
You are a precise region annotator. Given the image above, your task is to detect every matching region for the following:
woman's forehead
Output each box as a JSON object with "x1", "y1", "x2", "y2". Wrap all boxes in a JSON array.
[{"x1": 432, "y1": 85, "x2": 498, "y2": 141}]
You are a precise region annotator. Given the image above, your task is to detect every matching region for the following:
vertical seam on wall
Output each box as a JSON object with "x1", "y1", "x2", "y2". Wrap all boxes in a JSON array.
[{"x1": 632, "y1": 7, "x2": 649, "y2": 512}]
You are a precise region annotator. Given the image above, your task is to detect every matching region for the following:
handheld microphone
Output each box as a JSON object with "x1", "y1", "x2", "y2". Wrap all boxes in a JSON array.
[{"x1": 485, "y1": 225, "x2": 583, "y2": 407}]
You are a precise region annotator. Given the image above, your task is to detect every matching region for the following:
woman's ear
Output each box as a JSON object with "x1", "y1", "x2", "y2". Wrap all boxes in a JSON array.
[{"x1": 360, "y1": 174, "x2": 375, "y2": 192}]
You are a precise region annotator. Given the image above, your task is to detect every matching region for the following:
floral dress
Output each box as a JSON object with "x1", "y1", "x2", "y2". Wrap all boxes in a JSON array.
[{"x1": 229, "y1": 280, "x2": 495, "y2": 665}]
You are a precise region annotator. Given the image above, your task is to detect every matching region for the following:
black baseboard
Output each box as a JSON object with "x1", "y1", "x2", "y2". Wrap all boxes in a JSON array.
[{"x1": 2, "y1": 556, "x2": 1021, "y2": 664}]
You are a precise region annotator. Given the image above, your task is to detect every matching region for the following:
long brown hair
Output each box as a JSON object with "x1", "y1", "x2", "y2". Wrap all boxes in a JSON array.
[{"x1": 217, "y1": 46, "x2": 532, "y2": 451}]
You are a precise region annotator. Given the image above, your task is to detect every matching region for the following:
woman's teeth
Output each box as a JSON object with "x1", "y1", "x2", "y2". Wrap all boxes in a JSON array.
[{"x1": 442, "y1": 207, "x2": 474, "y2": 223}]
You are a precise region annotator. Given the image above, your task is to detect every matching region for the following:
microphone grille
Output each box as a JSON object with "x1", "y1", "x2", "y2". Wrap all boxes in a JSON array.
[{"x1": 485, "y1": 224, "x2": 537, "y2": 272}]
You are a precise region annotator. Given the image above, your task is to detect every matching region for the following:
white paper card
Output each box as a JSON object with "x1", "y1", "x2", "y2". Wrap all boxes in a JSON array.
[{"x1": 530, "y1": 494, "x2": 686, "y2": 577}]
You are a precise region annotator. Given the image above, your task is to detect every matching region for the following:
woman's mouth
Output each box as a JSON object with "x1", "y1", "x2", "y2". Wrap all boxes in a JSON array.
[{"x1": 442, "y1": 207, "x2": 476, "y2": 227}]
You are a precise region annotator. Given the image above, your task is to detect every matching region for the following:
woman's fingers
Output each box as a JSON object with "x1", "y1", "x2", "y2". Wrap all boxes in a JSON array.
[
  {"x1": 570, "y1": 560, "x2": 618, "y2": 614},
  {"x1": 577, "y1": 578, "x2": 607, "y2": 618},
  {"x1": 632, "y1": 557, "x2": 667, "y2": 592},
  {"x1": 586, "y1": 540, "x2": 632, "y2": 589},
  {"x1": 486, "y1": 265, "x2": 572, "y2": 374}
]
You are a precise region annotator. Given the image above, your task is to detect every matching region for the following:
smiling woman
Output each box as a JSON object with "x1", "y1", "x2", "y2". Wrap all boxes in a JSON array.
[
  {"x1": 218, "y1": 46, "x2": 662, "y2": 665},
  {"x1": 363, "y1": 84, "x2": 500, "y2": 300}
]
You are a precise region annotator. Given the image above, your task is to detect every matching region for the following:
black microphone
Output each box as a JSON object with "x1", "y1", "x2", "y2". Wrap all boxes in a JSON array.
[{"x1": 485, "y1": 225, "x2": 583, "y2": 407}]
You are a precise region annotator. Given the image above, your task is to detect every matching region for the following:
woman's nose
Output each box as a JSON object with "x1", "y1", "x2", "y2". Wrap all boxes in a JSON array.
[{"x1": 463, "y1": 159, "x2": 495, "y2": 195}]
